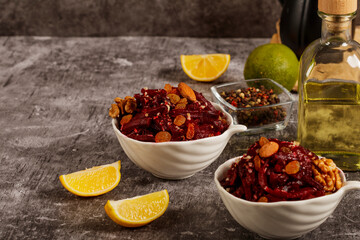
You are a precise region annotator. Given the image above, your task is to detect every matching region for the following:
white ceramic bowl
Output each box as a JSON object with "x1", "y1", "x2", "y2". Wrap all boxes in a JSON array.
[
  {"x1": 112, "y1": 103, "x2": 247, "y2": 180},
  {"x1": 215, "y1": 157, "x2": 360, "y2": 239}
]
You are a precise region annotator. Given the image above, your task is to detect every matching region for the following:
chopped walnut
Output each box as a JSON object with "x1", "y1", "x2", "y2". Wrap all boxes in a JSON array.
[
  {"x1": 114, "y1": 97, "x2": 122, "y2": 103},
  {"x1": 312, "y1": 158, "x2": 342, "y2": 192},
  {"x1": 114, "y1": 97, "x2": 125, "y2": 115},
  {"x1": 124, "y1": 96, "x2": 137, "y2": 113},
  {"x1": 109, "y1": 103, "x2": 120, "y2": 118}
]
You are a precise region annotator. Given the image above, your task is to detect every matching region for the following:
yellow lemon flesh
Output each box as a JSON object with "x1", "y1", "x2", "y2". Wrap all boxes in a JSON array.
[
  {"x1": 59, "y1": 161, "x2": 121, "y2": 197},
  {"x1": 104, "y1": 189, "x2": 169, "y2": 227},
  {"x1": 181, "y1": 54, "x2": 230, "y2": 82}
]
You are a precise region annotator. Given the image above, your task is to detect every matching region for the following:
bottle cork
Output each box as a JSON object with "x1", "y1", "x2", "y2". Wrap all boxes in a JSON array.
[{"x1": 318, "y1": 0, "x2": 357, "y2": 14}]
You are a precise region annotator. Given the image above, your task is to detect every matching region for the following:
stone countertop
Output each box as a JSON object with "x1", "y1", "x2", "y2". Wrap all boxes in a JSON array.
[{"x1": 0, "y1": 36, "x2": 359, "y2": 240}]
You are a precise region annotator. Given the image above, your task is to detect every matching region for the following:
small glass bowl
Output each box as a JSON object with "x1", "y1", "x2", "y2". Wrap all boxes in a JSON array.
[{"x1": 210, "y1": 79, "x2": 295, "y2": 134}]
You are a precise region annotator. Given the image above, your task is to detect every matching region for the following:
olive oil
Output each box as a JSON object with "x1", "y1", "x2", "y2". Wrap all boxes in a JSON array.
[
  {"x1": 298, "y1": 79, "x2": 360, "y2": 170},
  {"x1": 298, "y1": 0, "x2": 360, "y2": 171}
]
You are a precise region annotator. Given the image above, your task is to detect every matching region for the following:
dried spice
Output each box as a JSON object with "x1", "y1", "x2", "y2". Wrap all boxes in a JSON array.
[
  {"x1": 220, "y1": 137, "x2": 342, "y2": 202},
  {"x1": 109, "y1": 82, "x2": 229, "y2": 142},
  {"x1": 220, "y1": 86, "x2": 286, "y2": 127}
]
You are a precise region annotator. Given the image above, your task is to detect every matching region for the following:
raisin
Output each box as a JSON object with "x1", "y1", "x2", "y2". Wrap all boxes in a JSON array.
[
  {"x1": 178, "y1": 98, "x2": 188, "y2": 104},
  {"x1": 259, "y1": 141, "x2": 279, "y2": 158},
  {"x1": 175, "y1": 103, "x2": 187, "y2": 109},
  {"x1": 164, "y1": 83, "x2": 173, "y2": 93},
  {"x1": 155, "y1": 131, "x2": 172, "y2": 143},
  {"x1": 186, "y1": 123, "x2": 195, "y2": 140},
  {"x1": 258, "y1": 196, "x2": 268, "y2": 202},
  {"x1": 167, "y1": 93, "x2": 181, "y2": 104},
  {"x1": 285, "y1": 160, "x2": 301, "y2": 175},
  {"x1": 254, "y1": 155, "x2": 261, "y2": 171},
  {"x1": 174, "y1": 115, "x2": 186, "y2": 126},
  {"x1": 120, "y1": 114, "x2": 133, "y2": 125}
]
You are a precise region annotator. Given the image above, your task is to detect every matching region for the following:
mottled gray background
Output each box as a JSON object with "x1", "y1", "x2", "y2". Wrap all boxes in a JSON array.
[
  {"x1": 1, "y1": 0, "x2": 281, "y2": 37},
  {"x1": 3, "y1": 0, "x2": 360, "y2": 38}
]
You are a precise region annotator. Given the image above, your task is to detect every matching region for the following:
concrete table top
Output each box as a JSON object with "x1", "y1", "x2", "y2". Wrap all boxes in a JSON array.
[{"x1": 0, "y1": 36, "x2": 359, "y2": 240}]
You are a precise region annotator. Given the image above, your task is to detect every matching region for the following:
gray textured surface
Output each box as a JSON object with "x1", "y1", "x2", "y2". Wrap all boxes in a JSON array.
[
  {"x1": 0, "y1": 36, "x2": 359, "y2": 239},
  {"x1": 0, "y1": 0, "x2": 282, "y2": 37}
]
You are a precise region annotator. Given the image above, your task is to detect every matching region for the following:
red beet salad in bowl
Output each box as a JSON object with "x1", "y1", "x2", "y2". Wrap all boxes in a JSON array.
[
  {"x1": 109, "y1": 82, "x2": 230, "y2": 142},
  {"x1": 220, "y1": 137, "x2": 342, "y2": 202},
  {"x1": 215, "y1": 137, "x2": 360, "y2": 239},
  {"x1": 109, "y1": 82, "x2": 246, "y2": 179}
]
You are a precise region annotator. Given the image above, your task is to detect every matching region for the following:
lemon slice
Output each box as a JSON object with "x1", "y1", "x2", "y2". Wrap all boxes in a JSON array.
[
  {"x1": 104, "y1": 190, "x2": 169, "y2": 227},
  {"x1": 59, "y1": 161, "x2": 121, "y2": 197},
  {"x1": 181, "y1": 54, "x2": 230, "y2": 82}
]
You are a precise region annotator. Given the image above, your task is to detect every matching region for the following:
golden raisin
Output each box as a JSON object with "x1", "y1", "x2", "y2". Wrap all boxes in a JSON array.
[
  {"x1": 167, "y1": 93, "x2": 181, "y2": 104},
  {"x1": 155, "y1": 131, "x2": 172, "y2": 143},
  {"x1": 120, "y1": 114, "x2": 133, "y2": 125},
  {"x1": 259, "y1": 141, "x2": 279, "y2": 158},
  {"x1": 258, "y1": 196, "x2": 268, "y2": 202},
  {"x1": 175, "y1": 103, "x2": 187, "y2": 109},
  {"x1": 164, "y1": 83, "x2": 173, "y2": 93},
  {"x1": 178, "y1": 98, "x2": 188, "y2": 104},
  {"x1": 280, "y1": 146, "x2": 291, "y2": 153},
  {"x1": 285, "y1": 160, "x2": 300, "y2": 175},
  {"x1": 174, "y1": 115, "x2": 186, "y2": 126},
  {"x1": 254, "y1": 155, "x2": 261, "y2": 171},
  {"x1": 186, "y1": 123, "x2": 195, "y2": 140}
]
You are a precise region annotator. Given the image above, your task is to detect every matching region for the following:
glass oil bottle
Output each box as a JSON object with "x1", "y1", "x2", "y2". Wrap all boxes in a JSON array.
[{"x1": 298, "y1": 0, "x2": 360, "y2": 170}]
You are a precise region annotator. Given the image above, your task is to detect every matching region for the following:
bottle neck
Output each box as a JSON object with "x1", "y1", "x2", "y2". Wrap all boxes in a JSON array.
[{"x1": 319, "y1": 11, "x2": 355, "y2": 43}]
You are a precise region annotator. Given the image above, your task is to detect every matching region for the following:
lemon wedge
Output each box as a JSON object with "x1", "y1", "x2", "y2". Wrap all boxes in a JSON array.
[
  {"x1": 104, "y1": 190, "x2": 169, "y2": 227},
  {"x1": 59, "y1": 161, "x2": 121, "y2": 197},
  {"x1": 180, "y1": 54, "x2": 230, "y2": 82}
]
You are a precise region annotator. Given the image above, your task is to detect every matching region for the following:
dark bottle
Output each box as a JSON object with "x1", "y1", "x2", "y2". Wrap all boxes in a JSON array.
[{"x1": 279, "y1": 0, "x2": 322, "y2": 58}]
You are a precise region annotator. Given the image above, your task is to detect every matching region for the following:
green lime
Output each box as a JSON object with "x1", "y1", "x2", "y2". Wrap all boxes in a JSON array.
[{"x1": 244, "y1": 43, "x2": 299, "y2": 91}]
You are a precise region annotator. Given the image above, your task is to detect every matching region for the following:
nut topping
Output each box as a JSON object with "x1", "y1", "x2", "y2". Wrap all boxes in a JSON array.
[
  {"x1": 109, "y1": 103, "x2": 120, "y2": 118},
  {"x1": 178, "y1": 82, "x2": 196, "y2": 102},
  {"x1": 312, "y1": 158, "x2": 342, "y2": 192},
  {"x1": 259, "y1": 136, "x2": 270, "y2": 147},
  {"x1": 124, "y1": 96, "x2": 137, "y2": 113}
]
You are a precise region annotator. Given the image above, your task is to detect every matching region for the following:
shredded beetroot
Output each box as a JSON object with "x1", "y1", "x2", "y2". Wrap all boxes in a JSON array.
[
  {"x1": 117, "y1": 85, "x2": 229, "y2": 142},
  {"x1": 220, "y1": 138, "x2": 326, "y2": 202}
]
